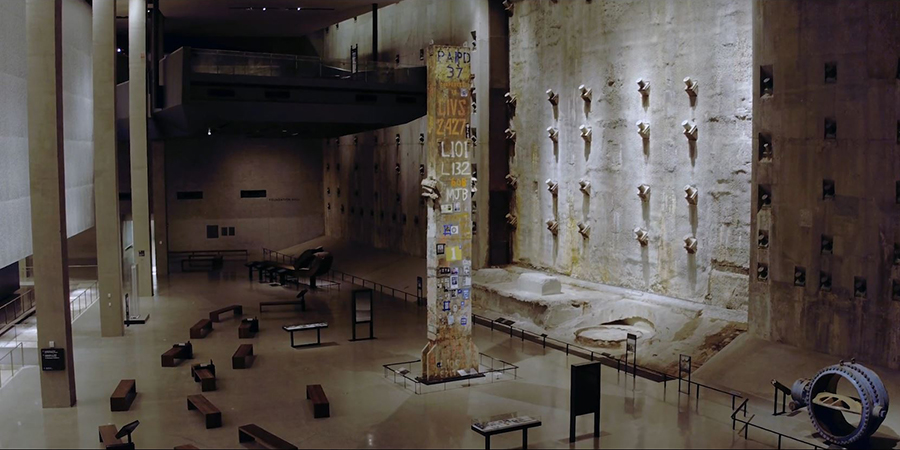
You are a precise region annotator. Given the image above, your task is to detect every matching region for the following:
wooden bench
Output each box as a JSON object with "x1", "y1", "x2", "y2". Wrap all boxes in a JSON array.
[
  {"x1": 209, "y1": 304, "x2": 243, "y2": 322},
  {"x1": 259, "y1": 289, "x2": 308, "y2": 313},
  {"x1": 232, "y1": 344, "x2": 255, "y2": 369},
  {"x1": 161, "y1": 342, "x2": 193, "y2": 367},
  {"x1": 306, "y1": 384, "x2": 330, "y2": 418},
  {"x1": 98, "y1": 424, "x2": 135, "y2": 450},
  {"x1": 238, "y1": 424, "x2": 297, "y2": 449},
  {"x1": 110, "y1": 379, "x2": 137, "y2": 412},
  {"x1": 238, "y1": 317, "x2": 259, "y2": 339},
  {"x1": 187, "y1": 394, "x2": 222, "y2": 429},
  {"x1": 190, "y1": 319, "x2": 213, "y2": 339},
  {"x1": 191, "y1": 362, "x2": 217, "y2": 392}
]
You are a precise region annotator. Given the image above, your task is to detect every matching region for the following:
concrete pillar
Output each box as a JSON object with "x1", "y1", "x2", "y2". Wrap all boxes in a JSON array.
[
  {"x1": 26, "y1": 0, "x2": 76, "y2": 407},
  {"x1": 18, "y1": 258, "x2": 27, "y2": 280},
  {"x1": 129, "y1": 0, "x2": 153, "y2": 297},
  {"x1": 151, "y1": 142, "x2": 168, "y2": 277},
  {"x1": 94, "y1": 0, "x2": 125, "y2": 337}
]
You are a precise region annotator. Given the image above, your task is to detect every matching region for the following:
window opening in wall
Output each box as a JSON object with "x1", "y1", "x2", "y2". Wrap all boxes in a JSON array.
[
  {"x1": 896, "y1": 181, "x2": 900, "y2": 204},
  {"x1": 824, "y1": 118, "x2": 837, "y2": 139},
  {"x1": 758, "y1": 133, "x2": 773, "y2": 161},
  {"x1": 824, "y1": 62, "x2": 837, "y2": 84},
  {"x1": 758, "y1": 185, "x2": 772, "y2": 211},
  {"x1": 177, "y1": 191, "x2": 203, "y2": 200},
  {"x1": 822, "y1": 235, "x2": 834, "y2": 255},
  {"x1": 893, "y1": 280, "x2": 900, "y2": 301},
  {"x1": 794, "y1": 267, "x2": 806, "y2": 287},
  {"x1": 241, "y1": 190, "x2": 267, "y2": 198},
  {"x1": 229, "y1": 227, "x2": 235, "y2": 236},
  {"x1": 854, "y1": 277, "x2": 867, "y2": 298},
  {"x1": 760, "y1": 65, "x2": 773, "y2": 97},
  {"x1": 758, "y1": 230, "x2": 769, "y2": 248},
  {"x1": 221, "y1": 227, "x2": 228, "y2": 236},
  {"x1": 207, "y1": 225, "x2": 218, "y2": 239},
  {"x1": 822, "y1": 180, "x2": 835, "y2": 200},
  {"x1": 757, "y1": 263, "x2": 769, "y2": 281},
  {"x1": 896, "y1": 57, "x2": 900, "y2": 79},
  {"x1": 819, "y1": 271, "x2": 832, "y2": 292}
]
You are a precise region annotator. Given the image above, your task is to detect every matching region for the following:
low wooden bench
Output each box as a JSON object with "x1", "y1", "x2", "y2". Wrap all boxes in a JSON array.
[
  {"x1": 98, "y1": 424, "x2": 135, "y2": 450},
  {"x1": 238, "y1": 424, "x2": 297, "y2": 449},
  {"x1": 260, "y1": 289, "x2": 308, "y2": 313},
  {"x1": 238, "y1": 317, "x2": 259, "y2": 339},
  {"x1": 209, "y1": 304, "x2": 243, "y2": 322},
  {"x1": 161, "y1": 342, "x2": 193, "y2": 367},
  {"x1": 190, "y1": 319, "x2": 213, "y2": 339},
  {"x1": 306, "y1": 384, "x2": 330, "y2": 418},
  {"x1": 110, "y1": 379, "x2": 137, "y2": 412},
  {"x1": 191, "y1": 362, "x2": 217, "y2": 392},
  {"x1": 187, "y1": 394, "x2": 222, "y2": 429},
  {"x1": 232, "y1": 344, "x2": 255, "y2": 369}
]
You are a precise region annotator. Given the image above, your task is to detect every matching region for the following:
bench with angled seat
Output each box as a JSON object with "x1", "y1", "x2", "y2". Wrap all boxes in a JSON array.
[
  {"x1": 98, "y1": 424, "x2": 135, "y2": 450},
  {"x1": 238, "y1": 317, "x2": 259, "y2": 339},
  {"x1": 161, "y1": 342, "x2": 193, "y2": 367},
  {"x1": 190, "y1": 319, "x2": 213, "y2": 339},
  {"x1": 110, "y1": 379, "x2": 137, "y2": 412},
  {"x1": 238, "y1": 424, "x2": 297, "y2": 449},
  {"x1": 187, "y1": 394, "x2": 222, "y2": 429},
  {"x1": 306, "y1": 384, "x2": 330, "y2": 418},
  {"x1": 191, "y1": 362, "x2": 217, "y2": 392},
  {"x1": 209, "y1": 304, "x2": 243, "y2": 322},
  {"x1": 260, "y1": 289, "x2": 308, "y2": 313},
  {"x1": 232, "y1": 344, "x2": 255, "y2": 369}
]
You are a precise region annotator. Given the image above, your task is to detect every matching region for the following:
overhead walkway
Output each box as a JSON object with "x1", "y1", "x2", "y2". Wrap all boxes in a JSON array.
[{"x1": 117, "y1": 48, "x2": 427, "y2": 139}]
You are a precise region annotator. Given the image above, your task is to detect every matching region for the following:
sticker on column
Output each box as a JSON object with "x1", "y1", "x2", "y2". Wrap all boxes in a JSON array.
[
  {"x1": 448, "y1": 314, "x2": 455, "y2": 325},
  {"x1": 462, "y1": 289, "x2": 470, "y2": 299},
  {"x1": 454, "y1": 202, "x2": 461, "y2": 212},
  {"x1": 463, "y1": 276, "x2": 471, "y2": 287},
  {"x1": 447, "y1": 245, "x2": 462, "y2": 261},
  {"x1": 441, "y1": 204, "x2": 453, "y2": 213},
  {"x1": 461, "y1": 317, "x2": 468, "y2": 326},
  {"x1": 436, "y1": 244, "x2": 445, "y2": 255},
  {"x1": 450, "y1": 225, "x2": 459, "y2": 235},
  {"x1": 450, "y1": 275, "x2": 459, "y2": 289},
  {"x1": 442, "y1": 300, "x2": 450, "y2": 311},
  {"x1": 443, "y1": 225, "x2": 453, "y2": 236}
]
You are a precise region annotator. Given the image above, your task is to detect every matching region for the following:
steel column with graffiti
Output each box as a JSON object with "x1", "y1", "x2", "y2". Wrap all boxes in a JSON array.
[{"x1": 420, "y1": 45, "x2": 479, "y2": 382}]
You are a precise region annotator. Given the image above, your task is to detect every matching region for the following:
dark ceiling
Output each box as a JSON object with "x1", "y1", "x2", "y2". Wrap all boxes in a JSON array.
[{"x1": 115, "y1": 0, "x2": 398, "y2": 38}]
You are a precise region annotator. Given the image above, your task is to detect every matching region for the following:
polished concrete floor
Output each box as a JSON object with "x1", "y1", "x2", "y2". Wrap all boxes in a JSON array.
[{"x1": 0, "y1": 263, "x2": 772, "y2": 449}]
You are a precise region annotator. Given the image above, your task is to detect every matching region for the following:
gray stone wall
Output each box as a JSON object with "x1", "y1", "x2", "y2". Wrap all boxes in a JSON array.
[
  {"x1": 750, "y1": 0, "x2": 900, "y2": 368},
  {"x1": 507, "y1": 0, "x2": 753, "y2": 309}
]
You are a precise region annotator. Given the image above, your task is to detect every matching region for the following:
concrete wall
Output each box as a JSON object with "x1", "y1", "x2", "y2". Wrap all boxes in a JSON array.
[
  {"x1": 750, "y1": 0, "x2": 900, "y2": 368},
  {"x1": 0, "y1": 0, "x2": 95, "y2": 269},
  {"x1": 165, "y1": 137, "x2": 324, "y2": 260},
  {"x1": 319, "y1": 0, "x2": 492, "y2": 263},
  {"x1": 508, "y1": 0, "x2": 753, "y2": 309}
]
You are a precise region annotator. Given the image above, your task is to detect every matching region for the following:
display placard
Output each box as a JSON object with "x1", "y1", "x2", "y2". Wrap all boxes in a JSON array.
[
  {"x1": 570, "y1": 361, "x2": 601, "y2": 442},
  {"x1": 41, "y1": 348, "x2": 65, "y2": 371}
]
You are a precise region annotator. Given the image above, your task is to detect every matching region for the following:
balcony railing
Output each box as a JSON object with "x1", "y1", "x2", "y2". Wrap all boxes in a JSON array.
[{"x1": 189, "y1": 48, "x2": 423, "y2": 85}]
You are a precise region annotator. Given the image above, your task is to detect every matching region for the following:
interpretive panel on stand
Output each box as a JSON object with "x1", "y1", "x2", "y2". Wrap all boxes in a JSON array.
[{"x1": 421, "y1": 45, "x2": 479, "y2": 382}]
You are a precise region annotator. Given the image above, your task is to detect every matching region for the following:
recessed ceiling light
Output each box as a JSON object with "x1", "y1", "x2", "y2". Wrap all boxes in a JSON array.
[{"x1": 262, "y1": 7, "x2": 266, "y2": 11}]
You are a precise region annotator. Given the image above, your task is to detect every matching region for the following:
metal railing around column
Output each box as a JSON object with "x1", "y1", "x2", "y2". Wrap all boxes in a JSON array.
[
  {"x1": 262, "y1": 248, "x2": 294, "y2": 266},
  {"x1": 0, "y1": 342, "x2": 25, "y2": 389}
]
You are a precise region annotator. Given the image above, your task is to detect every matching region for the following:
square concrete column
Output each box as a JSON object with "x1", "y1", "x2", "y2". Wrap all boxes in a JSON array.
[
  {"x1": 151, "y1": 141, "x2": 168, "y2": 277},
  {"x1": 129, "y1": 0, "x2": 153, "y2": 297},
  {"x1": 26, "y1": 0, "x2": 76, "y2": 407},
  {"x1": 94, "y1": 0, "x2": 125, "y2": 337}
]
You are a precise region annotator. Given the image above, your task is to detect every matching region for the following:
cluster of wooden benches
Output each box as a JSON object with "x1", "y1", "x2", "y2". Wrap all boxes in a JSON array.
[{"x1": 101, "y1": 287, "x2": 335, "y2": 448}]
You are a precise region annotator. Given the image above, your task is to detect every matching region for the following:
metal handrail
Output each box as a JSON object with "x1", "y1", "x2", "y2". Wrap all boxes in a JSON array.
[
  {"x1": 0, "y1": 342, "x2": 25, "y2": 389},
  {"x1": 0, "y1": 289, "x2": 36, "y2": 330},
  {"x1": 730, "y1": 398, "x2": 825, "y2": 449},
  {"x1": 70, "y1": 282, "x2": 99, "y2": 321},
  {"x1": 169, "y1": 249, "x2": 249, "y2": 261},
  {"x1": 325, "y1": 269, "x2": 422, "y2": 304}
]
